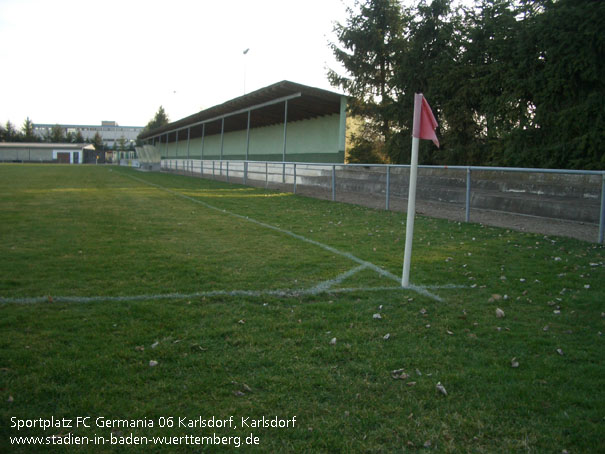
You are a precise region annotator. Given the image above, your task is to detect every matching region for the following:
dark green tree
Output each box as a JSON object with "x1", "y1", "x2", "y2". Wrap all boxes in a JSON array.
[
  {"x1": 328, "y1": 0, "x2": 408, "y2": 162},
  {"x1": 139, "y1": 106, "x2": 170, "y2": 140},
  {"x1": 391, "y1": 0, "x2": 464, "y2": 164},
  {"x1": 117, "y1": 136, "x2": 127, "y2": 151},
  {"x1": 92, "y1": 132, "x2": 104, "y2": 150},
  {"x1": 4, "y1": 121, "x2": 19, "y2": 142},
  {"x1": 330, "y1": 0, "x2": 604, "y2": 168},
  {"x1": 519, "y1": 0, "x2": 605, "y2": 169},
  {"x1": 74, "y1": 130, "x2": 84, "y2": 143},
  {"x1": 21, "y1": 117, "x2": 37, "y2": 142},
  {"x1": 49, "y1": 124, "x2": 65, "y2": 143}
]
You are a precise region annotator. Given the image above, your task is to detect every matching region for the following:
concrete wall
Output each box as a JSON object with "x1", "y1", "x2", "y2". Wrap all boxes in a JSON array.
[{"x1": 159, "y1": 114, "x2": 344, "y2": 163}]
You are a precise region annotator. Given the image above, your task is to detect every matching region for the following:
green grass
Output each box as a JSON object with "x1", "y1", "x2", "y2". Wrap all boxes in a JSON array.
[{"x1": 1, "y1": 164, "x2": 604, "y2": 453}]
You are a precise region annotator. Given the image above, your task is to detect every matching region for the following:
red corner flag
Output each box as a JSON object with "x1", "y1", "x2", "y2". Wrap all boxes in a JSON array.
[
  {"x1": 402, "y1": 93, "x2": 439, "y2": 287},
  {"x1": 412, "y1": 94, "x2": 439, "y2": 148}
]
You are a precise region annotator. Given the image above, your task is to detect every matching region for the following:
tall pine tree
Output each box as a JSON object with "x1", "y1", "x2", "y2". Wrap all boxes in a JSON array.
[
  {"x1": 524, "y1": 0, "x2": 605, "y2": 169},
  {"x1": 21, "y1": 117, "x2": 37, "y2": 142},
  {"x1": 139, "y1": 106, "x2": 170, "y2": 140},
  {"x1": 329, "y1": 0, "x2": 407, "y2": 162}
]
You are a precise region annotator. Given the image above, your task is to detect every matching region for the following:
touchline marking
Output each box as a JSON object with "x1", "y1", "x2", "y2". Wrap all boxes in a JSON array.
[
  {"x1": 123, "y1": 171, "x2": 448, "y2": 302},
  {"x1": 0, "y1": 284, "x2": 463, "y2": 305}
]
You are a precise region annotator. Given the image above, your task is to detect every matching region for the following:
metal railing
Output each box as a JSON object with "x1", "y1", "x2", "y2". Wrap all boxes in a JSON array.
[{"x1": 160, "y1": 159, "x2": 605, "y2": 243}]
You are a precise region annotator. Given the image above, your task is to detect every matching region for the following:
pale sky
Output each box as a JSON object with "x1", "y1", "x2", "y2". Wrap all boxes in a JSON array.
[{"x1": 0, "y1": 0, "x2": 353, "y2": 128}]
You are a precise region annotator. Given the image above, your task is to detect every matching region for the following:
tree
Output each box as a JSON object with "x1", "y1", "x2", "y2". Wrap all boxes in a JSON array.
[
  {"x1": 331, "y1": 0, "x2": 604, "y2": 168},
  {"x1": 454, "y1": 0, "x2": 528, "y2": 165},
  {"x1": 49, "y1": 124, "x2": 65, "y2": 143},
  {"x1": 519, "y1": 0, "x2": 605, "y2": 169},
  {"x1": 391, "y1": 0, "x2": 465, "y2": 164},
  {"x1": 92, "y1": 132, "x2": 104, "y2": 150},
  {"x1": 329, "y1": 0, "x2": 465, "y2": 164},
  {"x1": 4, "y1": 121, "x2": 19, "y2": 142},
  {"x1": 21, "y1": 117, "x2": 37, "y2": 142},
  {"x1": 328, "y1": 0, "x2": 407, "y2": 162},
  {"x1": 117, "y1": 135, "x2": 127, "y2": 151},
  {"x1": 139, "y1": 106, "x2": 170, "y2": 140},
  {"x1": 74, "y1": 130, "x2": 84, "y2": 143},
  {"x1": 456, "y1": 0, "x2": 604, "y2": 169}
]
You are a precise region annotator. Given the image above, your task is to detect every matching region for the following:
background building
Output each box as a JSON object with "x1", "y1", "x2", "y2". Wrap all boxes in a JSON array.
[
  {"x1": 33, "y1": 121, "x2": 143, "y2": 149},
  {"x1": 0, "y1": 143, "x2": 97, "y2": 163}
]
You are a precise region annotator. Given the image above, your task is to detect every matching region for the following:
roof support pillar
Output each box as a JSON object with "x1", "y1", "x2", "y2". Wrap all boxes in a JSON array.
[
  {"x1": 220, "y1": 118, "x2": 225, "y2": 160},
  {"x1": 245, "y1": 110, "x2": 251, "y2": 161},
  {"x1": 201, "y1": 124, "x2": 205, "y2": 159},
  {"x1": 175, "y1": 130, "x2": 179, "y2": 158},
  {"x1": 282, "y1": 99, "x2": 288, "y2": 163},
  {"x1": 338, "y1": 96, "x2": 347, "y2": 154},
  {"x1": 186, "y1": 127, "x2": 191, "y2": 159}
]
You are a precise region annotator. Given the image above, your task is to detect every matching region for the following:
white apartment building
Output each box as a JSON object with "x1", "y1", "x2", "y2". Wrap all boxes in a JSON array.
[{"x1": 33, "y1": 121, "x2": 143, "y2": 148}]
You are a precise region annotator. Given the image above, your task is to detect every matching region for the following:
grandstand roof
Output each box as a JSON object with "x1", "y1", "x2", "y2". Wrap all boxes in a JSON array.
[{"x1": 140, "y1": 80, "x2": 345, "y2": 141}]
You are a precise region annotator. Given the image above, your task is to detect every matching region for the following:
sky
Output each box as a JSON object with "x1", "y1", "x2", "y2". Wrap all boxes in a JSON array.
[{"x1": 0, "y1": 0, "x2": 353, "y2": 128}]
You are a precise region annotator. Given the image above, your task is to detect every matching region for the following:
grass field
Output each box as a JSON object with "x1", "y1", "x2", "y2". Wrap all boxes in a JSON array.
[{"x1": 1, "y1": 164, "x2": 604, "y2": 453}]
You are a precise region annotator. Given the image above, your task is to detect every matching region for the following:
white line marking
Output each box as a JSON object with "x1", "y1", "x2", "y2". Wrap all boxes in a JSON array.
[
  {"x1": 309, "y1": 264, "x2": 368, "y2": 294},
  {"x1": 123, "y1": 171, "x2": 448, "y2": 302},
  {"x1": 0, "y1": 284, "x2": 463, "y2": 305}
]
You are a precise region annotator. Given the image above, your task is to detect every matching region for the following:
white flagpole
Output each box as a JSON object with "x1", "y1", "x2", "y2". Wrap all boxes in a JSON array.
[{"x1": 402, "y1": 94, "x2": 423, "y2": 287}]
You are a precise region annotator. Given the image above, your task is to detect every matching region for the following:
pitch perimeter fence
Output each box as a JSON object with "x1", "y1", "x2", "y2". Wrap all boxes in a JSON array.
[{"x1": 157, "y1": 159, "x2": 605, "y2": 244}]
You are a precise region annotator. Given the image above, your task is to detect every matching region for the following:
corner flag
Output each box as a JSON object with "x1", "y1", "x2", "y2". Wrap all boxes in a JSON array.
[
  {"x1": 402, "y1": 94, "x2": 439, "y2": 287},
  {"x1": 414, "y1": 95, "x2": 439, "y2": 148}
]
